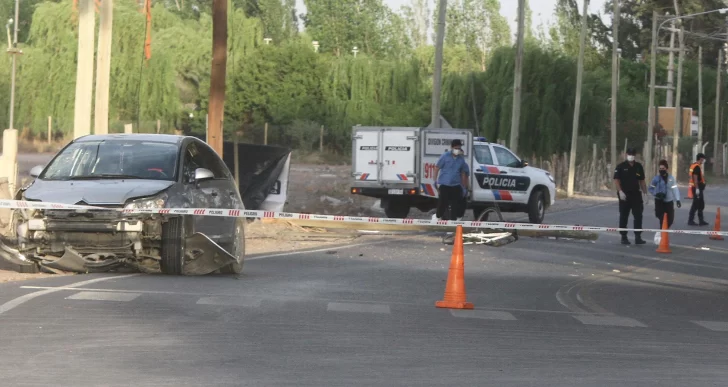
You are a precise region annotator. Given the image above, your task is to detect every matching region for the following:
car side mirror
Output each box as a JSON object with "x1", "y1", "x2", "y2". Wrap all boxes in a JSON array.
[
  {"x1": 193, "y1": 168, "x2": 214, "y2": 183},
  {"x1": 29, "y1": 165, "x2": 44, "y2": 178},
  {"x1": 521, "y1": 160, "x2": 528, "y2": 168}
]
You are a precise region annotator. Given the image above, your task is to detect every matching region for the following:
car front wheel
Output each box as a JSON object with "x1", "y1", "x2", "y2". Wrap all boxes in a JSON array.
[
  {"x1": 160, "y1": 216, "x2": 186, "y2": 275},
  {"x1": 219, "y1": 218, "x2": 245, "y2": 274}
]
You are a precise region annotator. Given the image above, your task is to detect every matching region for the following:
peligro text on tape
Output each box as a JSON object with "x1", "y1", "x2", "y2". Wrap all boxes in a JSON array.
[{"x1": 1, "y1": 199, "x2": 726, "y2": 236}]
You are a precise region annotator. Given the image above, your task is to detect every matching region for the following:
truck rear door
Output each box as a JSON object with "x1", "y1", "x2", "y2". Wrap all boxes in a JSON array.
[
  {"x1": 353, "y1": 129, "x2": 380, "y2": 182},
  {"x1": 380, "y1": 129, "x2": 417, "y2": 184}
]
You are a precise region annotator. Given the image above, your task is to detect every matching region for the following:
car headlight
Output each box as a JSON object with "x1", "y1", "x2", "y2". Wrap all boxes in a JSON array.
[
  {"x1": 124, "y1": 193, "x2": 168, "y2": 210},
  {"x1": 546, "y1": 173, "x2": 555, "y2": 183}
]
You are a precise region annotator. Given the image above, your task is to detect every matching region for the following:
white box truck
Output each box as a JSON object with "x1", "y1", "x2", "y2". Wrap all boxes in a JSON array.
[{"x1": 350, "y1": 126, "x2": 557, "y2": 223}]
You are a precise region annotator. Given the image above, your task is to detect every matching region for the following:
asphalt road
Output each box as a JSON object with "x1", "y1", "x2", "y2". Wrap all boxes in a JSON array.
[{"x1": 2, "y1": 158, "x2": 728, "y2": 385}]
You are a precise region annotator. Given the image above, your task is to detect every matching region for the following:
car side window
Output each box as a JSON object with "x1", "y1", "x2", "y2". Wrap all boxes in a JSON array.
[
  {"x1": 493, "y1": 146, "x2": 521, "y2": 168},
  {"x1": 184, "y1": 141, "x2": 229, "y2": 179},
  {"x1": 474, "y1": 145, "x2": 494, "y2": 165}
]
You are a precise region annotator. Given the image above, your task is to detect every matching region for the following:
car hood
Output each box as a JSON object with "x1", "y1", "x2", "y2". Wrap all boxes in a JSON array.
[
  {"x1": 23, "y1": 179, "x2": 175, "y2": 206},
  {"x1": 525, "y1": 166, "x2": 554, "y2": 179}
]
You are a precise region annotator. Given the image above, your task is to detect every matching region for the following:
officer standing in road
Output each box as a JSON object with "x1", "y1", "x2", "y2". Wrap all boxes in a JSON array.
[
  {"x1": 688, "y1": 153, "x2": 709, "y2": 226},
  {"x1": 432, "y1": 139, "x2": 470, "y2": 221},
  {"x1": 614, "y1": 148, "x2": 648, "y2": 245}
]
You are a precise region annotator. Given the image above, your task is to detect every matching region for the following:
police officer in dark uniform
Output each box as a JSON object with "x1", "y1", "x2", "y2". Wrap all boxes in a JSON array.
[{"x1": 613, "y1": 148, "x2": 648, "y2": 245}]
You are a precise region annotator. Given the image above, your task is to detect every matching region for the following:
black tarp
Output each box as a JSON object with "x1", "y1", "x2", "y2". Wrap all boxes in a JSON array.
[{"x1": 193, "y1": 135, "x2": 291, "y2": 210}]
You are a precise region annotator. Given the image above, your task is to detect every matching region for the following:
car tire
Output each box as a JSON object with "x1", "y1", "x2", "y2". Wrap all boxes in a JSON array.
[
  {"x1": 160, "y1": 216, "x2": 186, "y2": 275},
  {"x1": 219, "y1": 218, "x2": 245, "y2": 274},
  {"x1": 383, "y1": 198, "x2": 410, "y2": 219},
  {"x1": 527, "y1": 189, "x2": 546, "y2": 224}
]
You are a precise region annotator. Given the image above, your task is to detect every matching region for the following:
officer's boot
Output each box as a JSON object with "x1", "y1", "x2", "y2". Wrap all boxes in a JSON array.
[
  {"x1": 699, "y1": 214, "x2": 709, "y2": 227},
  {"x1": 621, "y1": 235, "x2": 630, "y2": 245},
  {"x1": 634, "y1": 233, "x2": 646, "y2": 245}
]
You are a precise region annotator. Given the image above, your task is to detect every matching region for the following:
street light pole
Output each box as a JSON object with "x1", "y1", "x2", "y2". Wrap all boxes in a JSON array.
[{"x1": 566, "y1": 0, "x2": 589, "y2": 198}]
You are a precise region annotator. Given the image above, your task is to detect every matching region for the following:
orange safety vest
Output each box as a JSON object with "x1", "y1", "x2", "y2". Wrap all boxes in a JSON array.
[{"x1": 689, "y1": 162, "x2": 706, "y2": 188}]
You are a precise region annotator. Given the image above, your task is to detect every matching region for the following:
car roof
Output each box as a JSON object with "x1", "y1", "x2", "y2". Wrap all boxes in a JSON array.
[{"x1": 74, "y1": 134, "x2": 188, "y2": 145}]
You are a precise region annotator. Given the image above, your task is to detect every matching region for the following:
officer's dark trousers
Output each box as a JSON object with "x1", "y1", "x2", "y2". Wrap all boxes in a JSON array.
[
  {"x1": 436, "y1": 185, "x2": 463, "y2": 220},
  {"x1": 654, "y1": 200, "x2": 675, "y2": 229},
  {"x1": 689, "y1": 188, "x2": 705, "y2": 222},
  {"x1": 619, "y1": 191, "x2": 643, "y2": 237}
]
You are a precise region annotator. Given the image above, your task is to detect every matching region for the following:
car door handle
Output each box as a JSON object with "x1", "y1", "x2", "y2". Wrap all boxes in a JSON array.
[
  {"x1": 475, "y1": 169, "x2": 482, "y2": 172},
  {"x1": 499, "y1": 170, "x2": 508, "y2": 174},
  {"x1": 211, "y1": 191, "x2": 218, "y2": 197}
]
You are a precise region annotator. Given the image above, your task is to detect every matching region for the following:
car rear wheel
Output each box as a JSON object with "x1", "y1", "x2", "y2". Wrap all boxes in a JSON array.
[
  {"x1": 527, "y1": 189, "x2": 546, "y2": 224},
  {"x1": 219, "y1": 218, "x2": 245, "y2": 274},
  {"x1": 160, "y1": 216, "x2": 186, "y2": 275}
]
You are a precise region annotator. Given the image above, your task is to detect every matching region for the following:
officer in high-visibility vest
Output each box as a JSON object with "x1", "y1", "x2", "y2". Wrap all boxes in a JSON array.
[{"x1": 688, "y1": 153, "x2": 709, "y2": 226}]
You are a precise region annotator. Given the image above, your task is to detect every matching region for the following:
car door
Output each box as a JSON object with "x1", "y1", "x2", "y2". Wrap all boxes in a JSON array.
[
  {"x1": 472, "y1": 144, "x2": 499, "y2": 202},
  {"x1": 182, "y1": 140, "x2": 234, "y2": 245},
  {"x1": 491, "y1": 145, "x2": 531, "y2": 203}
]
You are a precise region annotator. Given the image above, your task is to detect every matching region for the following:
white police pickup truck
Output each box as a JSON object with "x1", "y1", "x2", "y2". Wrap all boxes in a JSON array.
[{"x1": 350, "y1": 126, "x2": 556, "y2": 223}]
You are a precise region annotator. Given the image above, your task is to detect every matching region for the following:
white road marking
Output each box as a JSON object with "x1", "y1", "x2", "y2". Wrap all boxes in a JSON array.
[
  {"x1": 0, "y1": 274, "x2": 139, "y2": 316},
  {"x1": 197, "y1": 296, "x2": 261, "y2": 307},
  {"x1": 450, "y1": 310, "x2": 517, "y2": 320},
  {"x1": 66, "y1": 291, "x2": 140, "y2": 302},
  {"x1": 692, "y1": 320, "x2": 728, "y2": 332},
  {"x1": 573, "y1": 315, "x2": 647, "y2": 328},
  {"x1": 327, "y1": 302, "x2": 391, "y2": 314},
  {"x1": 246, "y1": 240, "x2": 388, "y2": 261}
]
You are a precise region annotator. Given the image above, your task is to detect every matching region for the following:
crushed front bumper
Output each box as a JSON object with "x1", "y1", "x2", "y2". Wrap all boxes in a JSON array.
[{"x1": 1, "y1": 208, "x2": 236, "y2": 275}]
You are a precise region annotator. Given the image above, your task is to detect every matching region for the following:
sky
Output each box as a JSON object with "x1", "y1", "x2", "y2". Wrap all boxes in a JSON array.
[{"x1": 293, "y1": 0, "x2": 609, "y2": 39}]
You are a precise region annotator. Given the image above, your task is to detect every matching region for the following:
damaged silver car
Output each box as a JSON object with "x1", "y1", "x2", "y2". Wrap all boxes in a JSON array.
[{"x1": 3, "y1": 134, "x2": 245, "y2": 275}]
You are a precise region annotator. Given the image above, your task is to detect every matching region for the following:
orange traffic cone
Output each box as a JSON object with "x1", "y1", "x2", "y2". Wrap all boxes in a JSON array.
[
  {"x1": 656, "y1": 213, "x2": 671, "y2": 254},
  {"x1": 435, "y1": 225, "x2": 474, "y2": 309},
  {"x1": 687, "y1": 187, "x2": 694, "y2": 200},
  {"x1": 710, "y1": 207, "x2": 724, "y2": 241}
]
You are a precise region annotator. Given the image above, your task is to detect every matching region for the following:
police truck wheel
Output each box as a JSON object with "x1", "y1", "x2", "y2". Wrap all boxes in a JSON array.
[
  {"x1": 384, "y1": 199, "x2": 410, "y2": 219},
  {"x1": 527, "y1": 190, "x2": 546, "y2": 224}
]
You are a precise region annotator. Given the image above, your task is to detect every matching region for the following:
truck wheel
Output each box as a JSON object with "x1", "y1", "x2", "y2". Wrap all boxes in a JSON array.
[
  {"x1": 383, "y1": 198, "x2": 410, "y2": 218},
  {"x1": 160, "y1": 216, "x2": 186, "y2": 275},
  {"x1": 527, "y1": 189, "x2": 546, "y2": 224}
]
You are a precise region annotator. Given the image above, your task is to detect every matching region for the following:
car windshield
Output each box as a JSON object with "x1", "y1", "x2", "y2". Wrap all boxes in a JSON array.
[{"x1": 40, "y1": 140, "x2": 179, "y2": 181}]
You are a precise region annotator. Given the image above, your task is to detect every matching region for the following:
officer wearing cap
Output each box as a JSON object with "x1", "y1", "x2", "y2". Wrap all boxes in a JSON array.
[
  {"x1": 688, "y1": 153, "x2": 709, "y2": 226},
  {"x1": 613, "y1": 148, "x2": 648, "y2": 245},
  {"x1": 432, "y1": 139, "x2": 470, "y2": 221}
]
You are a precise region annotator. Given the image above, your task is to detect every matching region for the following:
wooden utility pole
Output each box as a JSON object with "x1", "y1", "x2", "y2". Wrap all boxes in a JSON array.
[
  {"x1": 715, "y1": 48, "x2": 723, "y2": 164},
  {"x1": 646, "y1": 11, "x2": 658, "y2": 176},
  {"x1": 671, "y1": 25, "x2": 684, "y2": 181},
  {"x1": 94, "y1": 0, "x2": 113, "y2": 135},
  {"x1": 431, "y1": 0, "x2": 447, "y2": 128},
  {"x1": 610, "y1": 0, "x2": 620, "y2": 170},
  {"x1": 208, "y1": 0, "x2": 228, "y2": 156},
  {"x1": 566, "y1": 0, "x2": 589, "y2": 197},
  {"x1": 698, "y1": 45, "x2": 703, "y2": 144},
  {"x1": 73, "y1": 0, "x2": 95, "y2": 139},
  {"x1": 510, "y1": 0, "x2": 526, "y2": 153}
]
